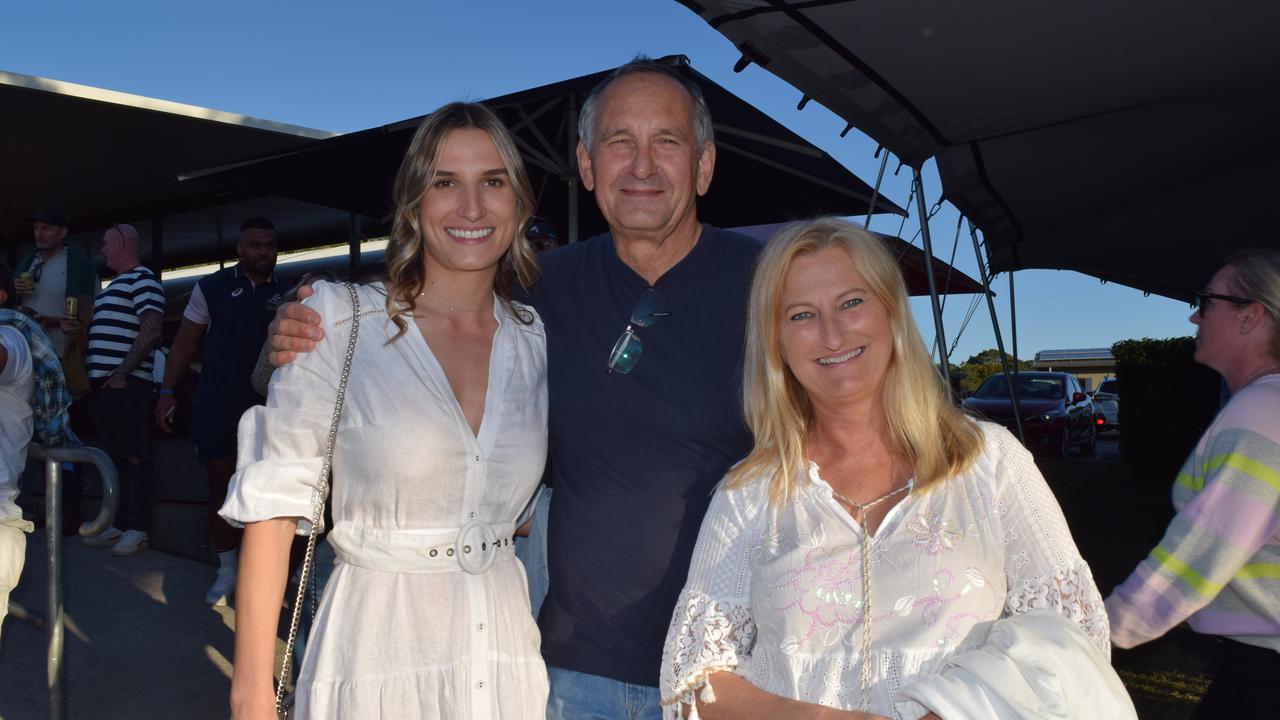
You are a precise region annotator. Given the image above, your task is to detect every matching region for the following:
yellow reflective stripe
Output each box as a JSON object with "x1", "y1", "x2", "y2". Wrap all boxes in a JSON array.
[
  {"x1": 1237, "y1": 563, "x2": 1280, "y2": 580},
  {"x1": 1178, "y1": 453, "x2": 1280, "y2": 493},
  {"x1": 1151, "y1": 546, "x2": 1224, "y2": 596},
  {"x1": 1219, "y1": 453, "x2": 1280, "y2": 492}
]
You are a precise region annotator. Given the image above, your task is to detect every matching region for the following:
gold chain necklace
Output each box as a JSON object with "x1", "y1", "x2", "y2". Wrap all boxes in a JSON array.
[{"x1": 830, "y1": 478, "x2": 912, "y2": 710}]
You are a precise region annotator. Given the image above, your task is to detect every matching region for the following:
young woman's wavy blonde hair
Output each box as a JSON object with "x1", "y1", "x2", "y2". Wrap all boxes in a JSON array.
[
  {"x1": 726, "y1": 217, "x2": 982, "y2": 504},
  {"x1": 383, "y1": 102, "x2": 540, "y2": 337}
]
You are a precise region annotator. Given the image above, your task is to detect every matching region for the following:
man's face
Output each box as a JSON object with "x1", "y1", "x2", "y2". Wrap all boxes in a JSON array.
[
  {"x1": 576, "y1": 72, "x2": 715, "y2": 242},
  {"x1": 33, "y1": 221, "x2": 67, "y2": 253},
  {"x1": 237, "y1": 228, "x2": 279, "y2": 278},
  {"x1": 100, "y1": 229, "x2": 125, "y2": 271}
]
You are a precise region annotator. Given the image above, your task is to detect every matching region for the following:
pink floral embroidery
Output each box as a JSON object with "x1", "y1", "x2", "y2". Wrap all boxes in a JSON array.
[
  {"x1": 908, "y1": 513, "x2": 961, "y2": 555},
  {"x1": 767, "y1": 543, "x2": 865, "y2": 643}
]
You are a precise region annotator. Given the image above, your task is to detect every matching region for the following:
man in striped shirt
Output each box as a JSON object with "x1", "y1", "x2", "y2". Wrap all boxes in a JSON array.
[{"x1": 81, "y1": 223, "x2": 164, "y2": 557}]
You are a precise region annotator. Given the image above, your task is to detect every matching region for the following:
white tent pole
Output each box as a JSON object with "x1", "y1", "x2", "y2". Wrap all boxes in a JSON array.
[
  {"x1": 969, "y1": 221, "x2": 1025, "y2": 443},
  {"x1": 912, "y1": 167, "x2": 951, "y2": 389}
]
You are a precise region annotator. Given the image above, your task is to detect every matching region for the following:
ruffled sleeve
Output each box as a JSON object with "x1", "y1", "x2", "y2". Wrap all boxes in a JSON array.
[
  {"x1": 219, "y1": 281, "x2": 355, "y2": 534},
  {"x1": 660, "y1": 480, "x2": 763, "y2": 719}
]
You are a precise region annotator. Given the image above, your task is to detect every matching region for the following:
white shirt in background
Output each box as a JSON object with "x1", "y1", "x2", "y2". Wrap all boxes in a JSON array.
[
  {"x1": 22, "y1": 249, "x2": 69, "y2": 356},
  {"x1": 0, "y1": 326, "x2": 34, "y2": 524}
]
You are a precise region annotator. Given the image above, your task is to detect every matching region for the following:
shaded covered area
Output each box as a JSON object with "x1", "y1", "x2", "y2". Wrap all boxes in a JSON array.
[
  {"x1": 0, "y1": 70, "x2": 353, "y2": 269},
  {"x1": 184, "y1": 55, "x2": 906, "y2": 244},
  {"x1": 680, "y1": 1, "x2": 1280, "y2": 300}
]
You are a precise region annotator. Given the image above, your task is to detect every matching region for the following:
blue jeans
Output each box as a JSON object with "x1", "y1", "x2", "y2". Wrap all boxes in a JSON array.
[
  {"x1": 514, "y1": 486, "x2": 551, "y2": 618},
  {"x1": 547, "y1": 667, "x2": 661, "y2": 720}
]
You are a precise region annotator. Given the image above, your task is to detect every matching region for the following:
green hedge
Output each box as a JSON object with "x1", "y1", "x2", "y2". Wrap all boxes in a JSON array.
[{"x1": 1112, "y1": 337, "x2": 1221, "y2": 485}]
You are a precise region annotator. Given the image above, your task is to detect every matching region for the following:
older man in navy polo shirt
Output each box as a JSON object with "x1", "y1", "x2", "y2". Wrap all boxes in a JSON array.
[
  {"x1": 268, "y1": 59, "x2": 761, "y2": 718},
  {"x1": 156, "y1": 217, "x2": 281, "y2": 605}
]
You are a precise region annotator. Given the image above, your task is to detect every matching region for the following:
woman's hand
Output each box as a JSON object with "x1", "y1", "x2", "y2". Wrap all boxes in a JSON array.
[{"x1": 687, "y1": 671, "x2": 896, "y2": 720}]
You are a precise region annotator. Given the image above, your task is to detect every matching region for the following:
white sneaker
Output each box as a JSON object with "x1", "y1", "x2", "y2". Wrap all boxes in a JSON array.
[
  {"x1": 82, "y1": 527, "x2": 124, "y2": 548},
  {"x1": 205, "y1": 565, "x2": 237, "y2": 606},
  {"x1": 109, "y1": 530, "x2": 149, "y2": 556}
]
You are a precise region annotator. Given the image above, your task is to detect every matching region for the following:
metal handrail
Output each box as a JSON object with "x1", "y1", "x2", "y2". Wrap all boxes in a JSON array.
[{"x1": 23, "y1": 444, "x2": 118, "y2": 720}]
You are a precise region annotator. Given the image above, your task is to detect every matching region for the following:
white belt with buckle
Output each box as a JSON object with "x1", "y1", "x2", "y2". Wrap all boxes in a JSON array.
[{"x1": 327, "y1": 520, "x2": 517, "y2": 575}]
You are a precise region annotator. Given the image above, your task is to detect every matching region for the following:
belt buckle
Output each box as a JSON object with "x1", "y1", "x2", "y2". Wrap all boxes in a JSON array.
[{"x1": 455, "y1": 519, "x2": 499, "y2": 575}]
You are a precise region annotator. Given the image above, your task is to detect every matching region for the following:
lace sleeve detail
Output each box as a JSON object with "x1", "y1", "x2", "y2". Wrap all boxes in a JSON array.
[
  {"x1": 979, "y1": 423, "x2": 1112, "y2": 658},
  {"x1": 1006, "y1": 562, "x2": 1110, "y2": 657},
  {"x1": 659, "y1": 479, "x2": 765, "y2": 718},
  {"x1": 660, "y1": 590, "x2": 756, "y2": 715}
]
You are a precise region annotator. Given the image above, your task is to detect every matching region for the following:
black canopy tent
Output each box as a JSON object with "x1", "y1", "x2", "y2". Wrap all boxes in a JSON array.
[
  {"x1": 677, "y1": 1, "x2": 1280, "y2": 301},
  {"x1": 0, "y1": 70, "x2": 341, "y2": 265},
  {"x1": 183, "y1": 55, "x2": 907, "y2": 244}
]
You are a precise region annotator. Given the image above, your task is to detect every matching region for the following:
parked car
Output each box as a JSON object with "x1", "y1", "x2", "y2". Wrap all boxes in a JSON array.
[
  {"x1": 1091, "y1": 377, "x2": 1120, "y2": 431},
  {"x1": 962, "y1": 371, "x2": 1096, "y2": 457}
]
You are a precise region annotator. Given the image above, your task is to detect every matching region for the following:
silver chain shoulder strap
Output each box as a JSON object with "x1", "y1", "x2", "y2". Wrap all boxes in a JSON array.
[{"x1": 276, "y1": 281, "x2": 361, "y2": 717}]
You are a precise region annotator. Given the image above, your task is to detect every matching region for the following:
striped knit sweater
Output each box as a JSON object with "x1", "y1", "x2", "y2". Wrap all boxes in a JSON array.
[{"x1": 1106, "y1": 374, "x2": 1280, "y2": 651}]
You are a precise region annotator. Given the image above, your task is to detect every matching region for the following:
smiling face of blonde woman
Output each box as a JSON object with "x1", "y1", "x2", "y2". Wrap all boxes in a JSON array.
[{"x1": 777, "y1": 245, "x2": 894, "y2": 412}]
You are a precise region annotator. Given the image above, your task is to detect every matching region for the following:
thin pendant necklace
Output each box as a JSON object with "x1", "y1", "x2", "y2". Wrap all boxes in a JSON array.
[{"x1": 830, "y1": 478, "x2": 912, "y2": 710}]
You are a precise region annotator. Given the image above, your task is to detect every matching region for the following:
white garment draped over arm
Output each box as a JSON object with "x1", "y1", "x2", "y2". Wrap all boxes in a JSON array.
[
  {"x1": 896, "y1": 427, "x2": 1131, "y2": 719},
  {"x1": 660, "y1": 480, "x2": 762, "y2": 719},
  {"x1": 219, "y1": 281, "x2": 352, "y2": 534},
  {"x1": 897, "y1": 610, "x2": 1135, "y2": 719}
]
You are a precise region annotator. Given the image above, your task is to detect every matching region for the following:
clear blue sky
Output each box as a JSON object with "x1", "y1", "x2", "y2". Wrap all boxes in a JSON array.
[{"x1": 1, "y1": 0, "x2": 1196, "y2": 363}]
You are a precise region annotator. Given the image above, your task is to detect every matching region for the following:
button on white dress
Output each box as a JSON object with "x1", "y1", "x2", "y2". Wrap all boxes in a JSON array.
[{"x1": 222, "y1": 281, "x2": 549, "y2": 719}]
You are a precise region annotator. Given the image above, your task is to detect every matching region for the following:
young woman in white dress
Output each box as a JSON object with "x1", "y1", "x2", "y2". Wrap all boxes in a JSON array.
[
  {"x1": 660, "y1": 218, "x2": 1134, "y2": 719},
  {"x1": 223, "y1": 102, "x2": 549, "y2": 719}
]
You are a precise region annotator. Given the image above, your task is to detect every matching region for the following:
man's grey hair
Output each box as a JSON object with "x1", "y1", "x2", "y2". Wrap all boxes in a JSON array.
[{"x1": 577, "y1": 56, "x2": 715, "y2": 153}]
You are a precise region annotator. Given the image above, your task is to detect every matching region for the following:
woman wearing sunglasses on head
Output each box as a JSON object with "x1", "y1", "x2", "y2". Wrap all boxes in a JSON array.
[
  {"x1": 661, "y1": 218, "x2": 1134, "y2": 719},
  {"x1": 222, "y1": 102, "x2": 549, "y2": 719},
  {"x1": 1107, "y1": 249, "x2": 1280, "y2": 719}
]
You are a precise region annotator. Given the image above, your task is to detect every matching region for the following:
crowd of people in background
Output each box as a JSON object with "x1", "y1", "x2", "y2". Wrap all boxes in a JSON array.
[{"x1": 0, "y1": 56, "x2": 1275, "y2": 720}]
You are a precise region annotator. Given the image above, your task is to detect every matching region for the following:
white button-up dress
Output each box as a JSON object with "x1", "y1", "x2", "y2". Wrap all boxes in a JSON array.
[
  {"x1": 661, "y1": 422, "x2": 1115, "y2": 719},
  {"x1": 222, "y1": 281, "x2": 549, "y2": 719}
]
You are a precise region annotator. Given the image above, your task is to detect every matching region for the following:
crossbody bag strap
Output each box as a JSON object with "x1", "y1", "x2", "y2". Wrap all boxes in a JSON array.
[{"x1": 276, "y1": 282, "x2": 361, "y2": 716}]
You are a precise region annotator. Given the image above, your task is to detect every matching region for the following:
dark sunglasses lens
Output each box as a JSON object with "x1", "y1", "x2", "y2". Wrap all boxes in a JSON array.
[
  {"x1": 608, "y1": 330, "x2": 642, "y2": 374},
  {"x1": 631, "y1": 290, "x2": 666, "y2": 327}
]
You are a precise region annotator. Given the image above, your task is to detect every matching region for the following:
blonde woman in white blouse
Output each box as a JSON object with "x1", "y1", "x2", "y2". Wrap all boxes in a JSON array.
[
  {"x1": 660, "y1": 218, "x2": 1134, "y2": 719},
  {"x1": 223, "y1": 103, "x2": 549, "y2": 719}
]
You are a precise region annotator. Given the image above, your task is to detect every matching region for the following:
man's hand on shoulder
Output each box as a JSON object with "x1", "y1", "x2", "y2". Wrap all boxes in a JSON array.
[{"x1": 268, "y1": 284, "x2": 325, "y2": 367}]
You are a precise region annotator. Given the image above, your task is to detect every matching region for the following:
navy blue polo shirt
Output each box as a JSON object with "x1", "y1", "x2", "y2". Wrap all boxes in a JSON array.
[
  {"x1": 527, "y1": 225, "x2": 760, "y2": 687},
  {"x1": 190, "y1": 265, "x2": 281, "y2": 426}
]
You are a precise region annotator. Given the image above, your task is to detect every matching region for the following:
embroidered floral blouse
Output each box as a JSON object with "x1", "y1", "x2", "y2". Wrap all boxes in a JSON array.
[{"x1": 660, "y1": 422, "x2": 1110, "y2": 719}]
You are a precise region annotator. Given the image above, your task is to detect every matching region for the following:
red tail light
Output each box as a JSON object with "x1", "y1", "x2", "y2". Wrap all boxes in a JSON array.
[{"x1": 1095, "y1": 416, "x2": 1105, "y2": 426}]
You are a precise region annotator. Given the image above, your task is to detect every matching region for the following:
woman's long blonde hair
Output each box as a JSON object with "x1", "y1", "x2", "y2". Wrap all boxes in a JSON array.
[
  {"x1": 726, "y1": 217, "x2": 982, "y2": 504},
  {"x1": 383, "y1": 102, "x2": 540, "y2": 337}
]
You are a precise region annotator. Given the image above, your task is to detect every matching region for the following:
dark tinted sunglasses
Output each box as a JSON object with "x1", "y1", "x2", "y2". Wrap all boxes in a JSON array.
[
  {"x1": 1191, "y1": 290, "x2": 1252, "y2": 312},
  {"x1": 607, "y1": 288, "x2": 672, "y2": 374}
]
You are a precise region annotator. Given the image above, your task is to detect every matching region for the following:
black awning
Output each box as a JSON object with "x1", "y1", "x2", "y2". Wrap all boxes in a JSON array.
[{"x1": 682, "y1": 1, "x2": 1280, "y2": 299}]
